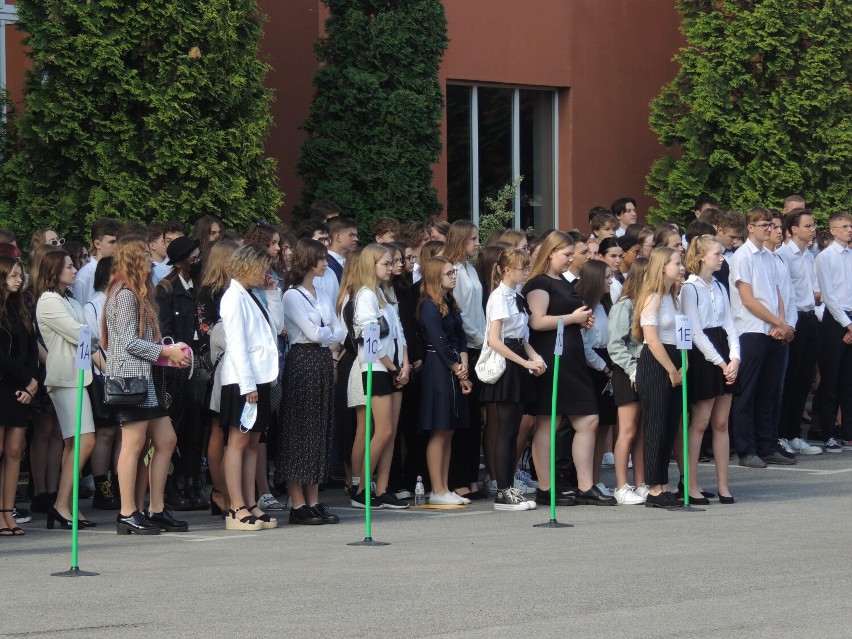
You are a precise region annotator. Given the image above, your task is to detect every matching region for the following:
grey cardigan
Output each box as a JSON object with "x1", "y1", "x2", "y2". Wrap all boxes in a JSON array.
[{"x1": 606, "y1": 297, "x2": 644, "y2": 382}]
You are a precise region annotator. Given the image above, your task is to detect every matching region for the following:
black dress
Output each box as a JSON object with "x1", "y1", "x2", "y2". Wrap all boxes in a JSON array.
[
  {"x1": 0, "y1": 311, "x2": 38, "y2": 427},
  {"x1": 522, "y1": 275, "x2": 597, "y2": 416},
  {"x1": 418, "y1": 297, "x2": 469, "y2": 432}
]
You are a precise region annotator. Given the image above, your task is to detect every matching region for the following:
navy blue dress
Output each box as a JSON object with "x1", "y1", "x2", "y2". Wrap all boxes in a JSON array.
[{"x1": 418, "y1": 296, "x2": 469, "y2": 432}]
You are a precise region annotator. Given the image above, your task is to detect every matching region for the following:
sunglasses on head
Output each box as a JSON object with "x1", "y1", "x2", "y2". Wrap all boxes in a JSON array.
[{"x1": 49, "y1": 238, "x2": 65, "y2": 246}]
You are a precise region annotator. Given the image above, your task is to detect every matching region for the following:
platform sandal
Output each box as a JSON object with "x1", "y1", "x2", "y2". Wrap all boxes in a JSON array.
[
  {"x1": 225, "y1": 506, "x2": 262, "y2": 531},
  {"x1": 248, "y1": 504, "x2": 278, "y2": 529}
]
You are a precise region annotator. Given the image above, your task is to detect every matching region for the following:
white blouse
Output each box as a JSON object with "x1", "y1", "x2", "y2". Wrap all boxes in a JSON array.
[
  {"x1": 282, "y1": 285, "x2": 345, "y2": 347},
  {"x1": 353, "y1": 287, "x2": 407, "y2": 373},
  {"x1": 640, "y1": 293, "x2": 677, "y2": 345},
  {"x1": 679, "y1": 275, "x2": 740, "y2": 365},
  {"x1": 485, "y1": 283, "x2": 529, "y2": 341}
]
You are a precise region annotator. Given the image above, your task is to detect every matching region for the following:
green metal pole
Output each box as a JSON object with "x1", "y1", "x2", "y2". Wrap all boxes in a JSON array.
[
  {"x1": 681, "y1": 350, "x2": 689, "y2": 507},
  {"x1": 549, "y1": 353, "x2": 560, "y2": 520},
  {"x1": 364, "y1": 362, "x2": 373, "y2": 540},
  {"x1": 71, "y1": 368, "x2": 84, "y2": 568}
]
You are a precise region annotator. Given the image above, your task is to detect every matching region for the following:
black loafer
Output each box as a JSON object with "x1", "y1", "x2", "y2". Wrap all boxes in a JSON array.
[
  {"x1": 535, "y1": 487, "x2": 575, "y2": 506},
  {"x1": 310, "y1": 503, "x2": 339, "y2": 524},
  {"x1": 288, "y1": 505, "x2": 323, "y2": 525},
  {"x1": 144, "y1": 509, "x2": 189, "y2": 532},
  {"x1": 575, "y1": 485, "x2": 617, "y2": 506},
  {"x1": 645, "y1": 491, "x2": 683, "y2": 509},
  {"x1": 684, "y1": 495, "x2": 710, "y2": 506},
  {"x1": 760, "y1": 452, "x2": 797, "y2": 465},
  {"x1": 116, "y1": 511, "x2": 161, "y2": 535}
]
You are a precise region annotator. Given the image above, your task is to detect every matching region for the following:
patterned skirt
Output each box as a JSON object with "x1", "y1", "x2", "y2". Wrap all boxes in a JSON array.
[{"x1": 276, "y1": 344, "x2": 335, "y2": 485}]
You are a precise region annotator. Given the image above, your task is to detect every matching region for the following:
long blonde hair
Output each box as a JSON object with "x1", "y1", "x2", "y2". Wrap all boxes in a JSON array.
[
  {"x1": 336, "y1": 247, "x2": 363, "y2": 316},
  {"x1": 631, "y1": 247, "x2": 678, "y2": 341},
  {"x1": 528, "y1": 231, "x2": 573, "y2": 280},
  {"x1": 353, "y1": 244, "x2": 392, "y2": 309},
  {"x1": 200, "y1": 239, "x2": 240, "y2": 296}
]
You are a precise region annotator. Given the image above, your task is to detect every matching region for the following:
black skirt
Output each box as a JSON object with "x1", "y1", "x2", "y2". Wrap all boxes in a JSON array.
[
  {"x1": 687, "y1": 326, "x2": 731, "y2": 403},
  {"x1": 611, "y1": 364, "x2": 638, "y2": 407},
  {"x1": 219, "y1": 382, "x2": 272, "y2": 434},
  {"x1": 588, "y1": 348, "x2": 617, "y2": 425},
  {"x1": 480, "y1": 339, "x2": 537, "y2": 404}
]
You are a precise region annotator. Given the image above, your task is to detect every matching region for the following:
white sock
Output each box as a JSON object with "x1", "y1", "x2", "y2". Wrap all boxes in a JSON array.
[{"x1": 352, "y1": 477, "x2": 361, "y2": 486}]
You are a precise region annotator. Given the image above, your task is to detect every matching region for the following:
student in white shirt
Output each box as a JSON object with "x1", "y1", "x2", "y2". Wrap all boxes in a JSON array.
[
  {"x1": 729, "y1": 208, "x2": 796, "y2": 468},
  {"x1": 74, "y1": 217, "x2": 120, "y2": 306},
  {"x1": 562, "y1": 232, "x2": 590, "y2": 284},
  {"x1": 599, "y1": 238, "x2": 624, "y2": 304},
  {"x1": 680, "y1": 236, "x2": 740, "y2": 504},
  {"x1": 813, "y1": 211, "x2": 852, "y2": 451},
  {"x1": 612, "y1": 197, "x2": 638, "y2": 238},
  {"x1": 776, "y1": 209, "x2": 823, "y2": 454},
  {"x1": 279, "y1": 239, "x2": 346, "y2": 525}
]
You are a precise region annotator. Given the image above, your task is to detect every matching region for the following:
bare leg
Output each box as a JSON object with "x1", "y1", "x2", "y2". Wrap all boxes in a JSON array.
[
  {"x1": 570, "y1": 414, "x2": 599, "y2": 492},
  {"x1": 224, "y1": 428, "x2": 249, "y2": 511},
  {"x1": 361, "y1": 395, "x2": 394, "y2": 494},
  {"x1": 374, "y1": 392, "x2": 402, "y2": 494},
  {"x1": 593, "y1": 422, "x2": 612, "y2": 485},
  {"x1": 688, "y1": 398, "x2": 714, "y2": 497},
  {"x1": 117, "y1": 421, "x2": 147, "y2": 515},
  {"x1": 531, "y1": 416, "x2": 553, "y2": 491},
  {"x1": 615, "y1": 402, "x2": 640, "y2": 488},
  {"x1": 350, "y1": 405, "x2": 366, "y2": 484},
  {"x1": 710, "y1": 394, "x2": 733, "y2": 498},
  {"x1": 207, "y1": 416, "x2": 228, "y2": 509},
  {"x1": 147, "y1": 417, "x2": 177, "y2": 513},
  {"x1": 54, "y1": 433, "x2": 95, "y2": 520},
  {"x1": 242, "y1": 433, "x2": 261, "y2": 509}
]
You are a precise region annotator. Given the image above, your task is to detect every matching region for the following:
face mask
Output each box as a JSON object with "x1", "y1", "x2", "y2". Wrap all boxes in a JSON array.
[{"x1": 189, "y1": 261, "x2": 203, "y2": 278}]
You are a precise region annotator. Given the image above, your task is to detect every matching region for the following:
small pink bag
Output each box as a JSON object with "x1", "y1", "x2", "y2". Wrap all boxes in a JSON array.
[{"x1": 155, "y1": 337, "x2": 194, "y2": 377}]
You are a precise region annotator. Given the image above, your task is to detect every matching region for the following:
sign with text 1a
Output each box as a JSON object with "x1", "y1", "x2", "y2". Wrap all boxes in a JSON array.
[
  {"x1": 75, "y1": 326, "x2": 92, "y2": 369},
  {"x1": 554, "y1": 317, "x2": 564, "y2": 356},
  {"x1": 362, "y1": 323, "x2": 380, "y2": 363},
  {"x1": 675, "y1": 315, "x2": 693, "y2": 350}
]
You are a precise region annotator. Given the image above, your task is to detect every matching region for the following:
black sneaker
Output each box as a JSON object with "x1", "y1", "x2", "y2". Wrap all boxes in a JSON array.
[
  {"x1": 144, "y1": 508, "x2": 189, "y2": 532},
  {"x1": 310, "y1": 503, "x2": 340, "y2": 524},
  {"x1": 774, "y1": 443, "x2": 796, "y2": 460},
  {"x1": 645, "y1": 491, "x2": 683, "y2": 509},
  {"x1": 288, "y1": 505, "x2": 323, "y2": 525},
  {"x1": 575, "y1": 485, "x2": 617, "y2": 506},
  {"x1": 376, "y1": 492, "x2": 409, "y2": 509},
  {"x1": 534, "y1": 487, "x2": 575, "y2": 506},
  {"x1": 349, "y1": 486, "x2": 383, "y2": 509},
  {"x1": 825, "y1": 438, "x2": 842, "y2": 453},
  {"x1": 13, "y1": 507, "x2": 32, "y2": 524},
  {"x1": 760, "y1": 451, "x2": 797, "y2": 465}
]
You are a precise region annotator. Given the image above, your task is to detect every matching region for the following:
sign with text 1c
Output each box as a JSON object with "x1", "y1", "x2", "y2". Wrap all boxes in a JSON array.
[
  {"x1": 675, "y1": 315, "x2": 693, "y2": 350},
  {"x1": 75, "y1": 326, "x2": 92, "y2": 369},
  {"x1": 554, "y1": 317, "x2": 564, "y2": 356},
  {"x1": 362, "y1": 323, "x2": 380, "y2": 363}
]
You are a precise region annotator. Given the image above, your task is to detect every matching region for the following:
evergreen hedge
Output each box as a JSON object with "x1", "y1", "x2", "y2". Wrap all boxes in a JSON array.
[
  {"x1": 647, "y1": 0, "x2": 852, "y2": 225},
  {"x1": 297, "y1": 0, "x2": 448, "y2": 238},
  {"x1": 0, "y1": 0, "x2": 281, "y2": 244}
]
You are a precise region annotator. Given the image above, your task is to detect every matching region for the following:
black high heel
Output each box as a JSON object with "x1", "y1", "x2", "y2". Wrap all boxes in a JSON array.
[
  {"x1": 47, "y1": 507, "x2": 97, "y2": 530},
  {"x1": 719, "y1": 494, "x2": 736, "y2": 504},
  {"x1": 210, "y1": 488, "x2": 225, "y2": 517}
]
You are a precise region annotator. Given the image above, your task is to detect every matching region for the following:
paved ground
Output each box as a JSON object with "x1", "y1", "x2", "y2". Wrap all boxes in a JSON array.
[{"x1": 3, "y1": 450, "x2": 852, "y2": 639}]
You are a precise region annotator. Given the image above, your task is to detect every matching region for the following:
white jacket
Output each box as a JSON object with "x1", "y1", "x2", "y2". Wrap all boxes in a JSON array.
[{"x1": 220, "y1": 279, "x2": 283, "y2": 395}]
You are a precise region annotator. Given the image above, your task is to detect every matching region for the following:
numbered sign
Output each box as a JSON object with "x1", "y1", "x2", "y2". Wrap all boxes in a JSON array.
[
  {"x1": 75, "y1": 326, "x2": 92, "y2": 369},
  {"x1": 554, "y1": 317, "x2": 564, "y2": 356},
  {"x1": 675, "y1": 315, "x2": 693, "y2": 350},
  {"x1": 362, "y1": 323, "x2": 380, "y2": 363}
]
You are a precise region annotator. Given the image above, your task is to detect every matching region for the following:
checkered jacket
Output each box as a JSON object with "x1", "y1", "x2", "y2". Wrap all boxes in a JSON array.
[{"x1": 104, "y1": 287, "x2": 162, "y2": 379}]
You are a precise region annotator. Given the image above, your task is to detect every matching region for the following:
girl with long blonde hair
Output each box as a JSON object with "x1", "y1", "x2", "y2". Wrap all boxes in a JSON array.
[
  {"x1": 105, "y1": 237, "x2": 190, "y2": 534},
  {"x1": 632, "y1": 247, "x2": 684, "y2": 509}
]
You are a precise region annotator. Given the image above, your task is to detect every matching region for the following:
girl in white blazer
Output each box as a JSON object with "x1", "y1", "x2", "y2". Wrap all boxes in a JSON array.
[
  {"x1": 34, "y1": 251, "x2": 96, "y2": 529},
  {"x1": 219, "y1": 245, "x2": 284, "y2": 531},
  {"x1": 350, "y1": 244, "x2": 410, "y2": 509}
]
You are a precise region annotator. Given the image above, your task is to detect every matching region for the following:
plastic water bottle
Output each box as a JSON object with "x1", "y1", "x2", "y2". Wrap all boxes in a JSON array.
[{"x1": 414, "y1": 476, "x2": 426, "y2": 506}]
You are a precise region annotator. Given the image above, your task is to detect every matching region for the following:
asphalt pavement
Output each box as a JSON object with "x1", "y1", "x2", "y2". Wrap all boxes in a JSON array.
[{"x1": 3, "y1": 449, "x2": 852, "y2": 639}]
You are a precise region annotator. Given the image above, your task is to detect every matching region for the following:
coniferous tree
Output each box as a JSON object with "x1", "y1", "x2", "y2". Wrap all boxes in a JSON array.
[
  {"x1": 0, "y1": 0, "x2": 280, "y2": 243},
  {"x1": 297, "y1": 0, "x2": 448, "y2": 236},
  {"x1": 647, "y1": 0, "x2": 852, "y2": 225}
]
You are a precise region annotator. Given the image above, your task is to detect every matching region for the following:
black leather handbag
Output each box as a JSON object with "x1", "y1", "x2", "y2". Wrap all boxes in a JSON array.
[{"x1": 103, "y1": 376, "x2": 147, "y2": 406}]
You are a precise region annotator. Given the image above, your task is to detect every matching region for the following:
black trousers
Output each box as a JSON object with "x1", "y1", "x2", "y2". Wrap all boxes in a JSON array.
[
  {"x1": 449, "y1": 348, "x2": 482, "y2": 489},
  {"x1": 731, "y1": 333, "x2": 785, "y2": 458},
  {"x1": 780, "y1": 312, "x2": 819, "y2": 440},
  {"x1": 637, "y1": 344, "x2": 681, "y2": 486},
  {"x1": 166, "y1": 376, "x2": 203, "y2": 480},
  {"x1": 813, "y1": 313, "x2": 852, "y2": 441}
]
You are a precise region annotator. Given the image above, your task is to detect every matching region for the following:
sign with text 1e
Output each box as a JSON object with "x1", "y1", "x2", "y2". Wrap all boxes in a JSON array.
[
  {"x1": 675, "y1": 315, "x2": 693, "y2": 350},
  {"x1": 75, "y1": 326, "x2": 92, "y2": 369},
  {"x1": 362, "y1": 323, "x2": 380, "y2": 363},
  {"x1": 554, "y1": 317, "x2": 564, "y2": 356}
]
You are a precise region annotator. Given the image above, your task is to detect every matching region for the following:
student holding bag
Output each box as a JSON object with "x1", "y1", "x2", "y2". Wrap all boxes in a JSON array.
[{"x1": 479, "y1": 248, "x2": 544, "y2": 511}]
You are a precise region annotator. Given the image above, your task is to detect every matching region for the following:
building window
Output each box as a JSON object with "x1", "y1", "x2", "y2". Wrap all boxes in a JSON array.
[
  {"x1": 446, "y1": 83, "x2": 557, "y2": 231},
  {"x1": 0, "y1": 1, "x2": 18, "y2": 119}
]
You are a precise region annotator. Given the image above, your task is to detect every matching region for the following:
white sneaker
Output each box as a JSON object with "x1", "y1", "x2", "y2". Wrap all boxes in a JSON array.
[
  {"x1": 451, "y1": 491, "x2": 472, "y2": 505},
  {"x1": 595, "y1": 482, "x2": 614, "y2": 497},
  {"x1": 614, "y1": 484, "x2": 645, "y2": 505},
  {"x1": 778, "y1": 438, "x2": 797, "y2": 455},
  {"x1": 394, "y1": 489, "x2": 412, "y2": 500},
  {"x1": 633, "y1": 484, "x2": 650, "y2": 499},
  {"x1": 789, "y1": 437, "x2": 823, "y2": 455},
  {"x1": 515, "y1": 469, "x2": 539, "y2": 489},
  {"x1": 514, "y1": 478, "x2": 536, "y2": 495},
  {"x1": 429, "y1": 492, "x2": 463, "y2": 505},
  {"x1": 601, "y1": 452, "x2": 615, "y2": 468}
]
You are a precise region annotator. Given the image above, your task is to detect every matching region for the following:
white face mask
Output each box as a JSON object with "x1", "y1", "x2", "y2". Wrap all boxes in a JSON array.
[{"x1": 240, "y1": 402, "x2": 257, "y2": 433}]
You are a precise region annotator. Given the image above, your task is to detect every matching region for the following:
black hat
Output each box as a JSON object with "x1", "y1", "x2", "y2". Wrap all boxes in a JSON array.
[{"x1": 166, "y1": 236, "x2": 200, "y2": 265}]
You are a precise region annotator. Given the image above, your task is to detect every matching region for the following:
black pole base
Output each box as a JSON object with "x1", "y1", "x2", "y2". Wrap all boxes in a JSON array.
[
  {"x1": 533, "y1": 519, "x2": 573, "y2": 528},
  {"x1": 51, "y1": 566, "x2": 99, "y2": 577},
  {"x1": 347, "y1": 537, "x2": 390, "y2": 546},
  {"x1": 676, "y1": 505, "x2": 706, "y2": 512}
]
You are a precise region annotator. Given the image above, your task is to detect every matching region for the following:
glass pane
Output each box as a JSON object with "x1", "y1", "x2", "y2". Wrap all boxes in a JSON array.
[
  {"x1": 446, "y1": 84, "x2": 472, "y2": 223},
  {"x1": 477, "y1": 87, "x2": 513, "y2": 220},
  {"x1": 519, "y1": 90, "x2": 555, "y2": 232}
]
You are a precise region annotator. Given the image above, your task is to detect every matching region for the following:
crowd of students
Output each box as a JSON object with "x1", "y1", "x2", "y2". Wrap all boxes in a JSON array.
[{"x1": 0, "y1": 192, "x2": 848, "y2": 537}]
